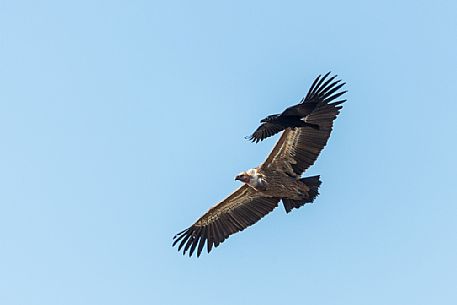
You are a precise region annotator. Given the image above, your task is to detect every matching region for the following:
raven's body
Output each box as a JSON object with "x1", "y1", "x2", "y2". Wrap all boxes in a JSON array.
[{"x1": 261, "y1": 113, "x2": 320, "y2": 131}]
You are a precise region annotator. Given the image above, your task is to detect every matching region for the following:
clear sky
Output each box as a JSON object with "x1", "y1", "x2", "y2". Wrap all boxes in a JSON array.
[{"x1": 1, "y1": 1, "x2": 456, "y2": 304}]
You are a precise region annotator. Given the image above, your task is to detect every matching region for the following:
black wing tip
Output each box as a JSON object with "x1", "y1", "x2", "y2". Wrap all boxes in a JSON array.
[
  {"x1": 173, "y1": 226, "x2": 212, "y2": 258},
  {"x1": 245, "y1": 135, "x2": 257, "y2": 142},
  {"x1": 304, "y1": 72, "x2": 347, "y2": 105},
  {"x1": 173, "y1": 228, "x2": 187, "y2": 239},
  {"x1": 331, "y1": 99, "x2": 346, "y2": 108},
  {"x1": 304, "y1": 72, "x2": 337, "y2": 102},
  {"x1": 246, "y1": 133, "x2": 264, "y2": 143}
]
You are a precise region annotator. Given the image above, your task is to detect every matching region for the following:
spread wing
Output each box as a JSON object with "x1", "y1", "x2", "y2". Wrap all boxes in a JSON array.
[
  {"x1": 261, "y1": 96, "x2": 345, "y2": 176},
  {"x1": 299, "y1": 72, "x2": 346, "y2": 105},
  {"x1": 172, "y1": 185, "x2": 280, "y2": 257},
  {"x1": 247, "y1": 121, "x2": 285, "y2": 143}
]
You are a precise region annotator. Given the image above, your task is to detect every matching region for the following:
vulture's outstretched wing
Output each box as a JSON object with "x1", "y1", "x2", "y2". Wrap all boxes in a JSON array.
[
  {"x1": 248, "y1": 73, "x2": 346, "y2": 143},
  {"x1": 261, "y1": 97, "x2": 345, "y2": 176},
  {"x1": 173, "y1": 185, "x2": 280, "y2": 257}
]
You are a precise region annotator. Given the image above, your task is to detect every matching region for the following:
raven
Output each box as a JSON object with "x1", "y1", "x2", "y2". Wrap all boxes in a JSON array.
[{"x1": 248, "y1": 72, "x2": 346, "y2": 143}]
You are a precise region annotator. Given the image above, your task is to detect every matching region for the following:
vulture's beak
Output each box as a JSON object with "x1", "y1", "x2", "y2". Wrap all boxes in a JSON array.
[{"x1": 235, "y1": 174, "x2": 250, "y2": 183}]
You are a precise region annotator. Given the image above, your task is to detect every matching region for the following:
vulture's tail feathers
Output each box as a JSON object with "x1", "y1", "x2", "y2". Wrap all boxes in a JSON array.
[
  {"x1": 282, "y1": 175, "x2": 322, "y2": 213},
  {"x1": 301, "y1": 175, "x2": 321, "y2": 202}
]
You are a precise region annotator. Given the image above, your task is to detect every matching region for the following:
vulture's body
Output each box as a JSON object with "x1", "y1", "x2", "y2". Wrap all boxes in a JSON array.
[{"x1": 173, "y1": 73, "x2": 346, "y2": 257}]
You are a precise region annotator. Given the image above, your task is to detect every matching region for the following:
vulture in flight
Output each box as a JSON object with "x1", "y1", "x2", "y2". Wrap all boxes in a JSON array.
[
  {"x1": 173, "y1": 73, "x2": 346, "y2": 257},
  {"x1": 248, "y1": 72, "x2": 346, "y2": 143}
]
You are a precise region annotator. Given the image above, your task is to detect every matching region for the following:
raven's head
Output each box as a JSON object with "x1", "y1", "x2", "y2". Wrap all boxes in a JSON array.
[{"x1": 260, "y1": 114, "x2": 279, "y2": 123}]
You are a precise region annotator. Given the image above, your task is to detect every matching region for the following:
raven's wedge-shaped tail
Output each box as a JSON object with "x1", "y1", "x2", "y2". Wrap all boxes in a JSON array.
[{"x1": 282, "y1": 175, "x2": 322, "y2": 213}]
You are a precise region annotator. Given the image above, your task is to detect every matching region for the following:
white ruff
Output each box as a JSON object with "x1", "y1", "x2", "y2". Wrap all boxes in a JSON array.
[{"x1": 245, "y1": 168, "x2": 266, "y2": 190}]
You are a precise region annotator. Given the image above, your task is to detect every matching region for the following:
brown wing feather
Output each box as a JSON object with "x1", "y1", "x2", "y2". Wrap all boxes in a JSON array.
[
  {"x1": 172, "y1": 185, "x2": 280, "y2": 257},
  {"x1": 261, "y1": 99, "x2": 345, "y2": 176}
]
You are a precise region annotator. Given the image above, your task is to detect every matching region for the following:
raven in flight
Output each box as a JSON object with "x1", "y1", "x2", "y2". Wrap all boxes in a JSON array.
[{"x1": 248, "y1": 72, "x2": 346, "y2": 143}]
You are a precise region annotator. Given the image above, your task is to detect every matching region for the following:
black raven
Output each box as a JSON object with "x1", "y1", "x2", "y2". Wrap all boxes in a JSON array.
[{"x1": 248, "y1": 72, "x2": 347, "y2": 143}]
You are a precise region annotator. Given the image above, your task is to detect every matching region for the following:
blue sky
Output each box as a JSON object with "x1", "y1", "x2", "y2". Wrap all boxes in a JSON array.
[{"x1": 1, "y1": 1, "x2": 457, "y2": 304}]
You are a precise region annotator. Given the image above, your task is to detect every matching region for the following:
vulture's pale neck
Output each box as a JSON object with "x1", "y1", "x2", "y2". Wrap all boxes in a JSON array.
[{"x1": 246, "y1": 168, "x2": 267, "y2": 190}]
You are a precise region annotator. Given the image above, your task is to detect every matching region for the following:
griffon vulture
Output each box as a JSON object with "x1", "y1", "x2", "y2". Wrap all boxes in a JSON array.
[
  {"x1": 248, "y1": 72, "x2": 346, "y2": 143},
  {"x1": 173, "y1": 73, "x2": 346, "y2": 257}
]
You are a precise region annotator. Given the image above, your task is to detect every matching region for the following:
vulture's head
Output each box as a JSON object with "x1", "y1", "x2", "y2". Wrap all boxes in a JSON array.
[
  {"x1": 235, "y1": 172, "x2": 251, "y2": 183},
  {"x1": 235, "y1": 168, "x2": 266, "y2": 191}
]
